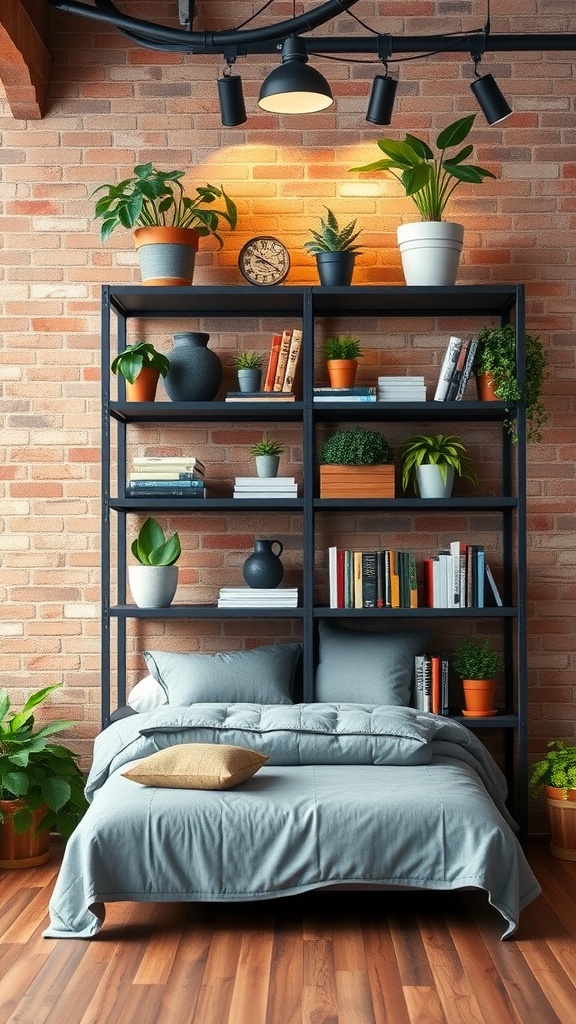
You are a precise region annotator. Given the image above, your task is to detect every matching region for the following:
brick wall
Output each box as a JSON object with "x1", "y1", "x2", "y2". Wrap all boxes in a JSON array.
[{"x1": 0, "y1": 2, "x2": 574, "y2": 829}]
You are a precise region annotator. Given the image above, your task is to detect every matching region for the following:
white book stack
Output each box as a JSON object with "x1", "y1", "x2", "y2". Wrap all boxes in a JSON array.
[
  {"x1": 233, "y1": 476, "x2": 298, "y2": 498},
  {"x1": 377, "y1": 376, "x2": 427, "y2": 402},
  {"x1": 217, "y1": 587, "x2": 299, "y2": 608}
]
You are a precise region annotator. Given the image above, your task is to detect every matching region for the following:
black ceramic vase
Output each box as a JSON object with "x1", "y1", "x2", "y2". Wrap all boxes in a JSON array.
[
  {"x1": 164, "y1": 332, "x2": 222, "y2": 402},
  {"x1": 242, "y1": 539, "x2": 284, "y2": 589}
]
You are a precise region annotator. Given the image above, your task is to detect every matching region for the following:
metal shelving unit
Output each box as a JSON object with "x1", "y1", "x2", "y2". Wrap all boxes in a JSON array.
[{"x1": 101, "y1": 283, "x2": 527, "y2": 835}]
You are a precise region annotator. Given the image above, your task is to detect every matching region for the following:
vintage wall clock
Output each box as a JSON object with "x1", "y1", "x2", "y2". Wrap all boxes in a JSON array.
[{"x1": 238, "y1": 236, "x2": 290, "y2": 286}]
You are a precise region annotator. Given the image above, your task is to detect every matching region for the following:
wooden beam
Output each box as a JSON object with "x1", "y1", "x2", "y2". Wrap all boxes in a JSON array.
[{"x1": 0, "y1": 0, "x2": 50, "y2": 120}]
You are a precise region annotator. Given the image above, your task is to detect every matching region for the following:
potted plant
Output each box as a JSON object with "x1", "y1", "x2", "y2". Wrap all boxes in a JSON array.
[
  {"x1": 0, "y1": 684, "x2": 88, "y2": 868},
  {"x1": 128, "y1": 517, "x2": 181, "y2": 608},
  {"x1": 473, "y1": 323, "x2": 548, "y2": 442},
  {"x1": 401, "y1": 433, "x2": 477, "y2": 498},
  {"x1": 249, "y1": 437, "x2": 285, "y2": 478},
  {"x1": 529, "y1": 740, "x2": 576, "y2": 860},
  {"x1": 111, "y1": 340, "x2": 170, "y2": 402},
  {"x1": 350, "y1": 115, "x2": 496, "y2": 285},
  {"x1": 303, "y1": 207, "x2": 363, "y2": 286},
  {"x1": 93, "y1": 163, "x2": 238, "y2": 285},
  {"x1": 323, "y1": 335, "x2": 362, "y2": 389},
  {"x1": 233, "y1": 351, "x2": 263, "y2": 393},
  {"x1": 452, "y1": 636, "x2": 504, "y2": 716},
  {"x1": 319, "y1": 427, "x2": 395, "y2": 498}
]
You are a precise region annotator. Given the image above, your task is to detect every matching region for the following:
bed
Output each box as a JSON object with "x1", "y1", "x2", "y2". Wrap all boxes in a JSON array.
[{"x1": 43, "y1": 636, "x2": 541, "y2": 940}]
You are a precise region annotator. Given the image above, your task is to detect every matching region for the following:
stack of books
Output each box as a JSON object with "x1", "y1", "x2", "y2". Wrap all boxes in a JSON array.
[
  {"x1": 328, "y1": 546, "x2": 418, "y2": 609},
  {"x1": 422, "y1": 540, "x2": 503, "y2": 608},
  {"x1": 217, "y1": 587, "x2": 299, "y2": 608},
  {"x1": 226, "y1": 328, "x2": 302, "y2": 401},
  {"x1": 433, "y1": 335, "x2": 479, "y2": 402},
  {"x1": 414, "y1": 654, "x2": 450, "y2": 715},
  {"x1": 377, "y1": 377, "x2": 426, "y2": 402},
  {"x1": 233, "y1": 476, "x2": 298, "y2": 499},
  {"x1": 126, "y1": 456, "x2": 206, "y2": 498},
  {"x1": 313, "y1": 386, "x2": 377, "y2": 403}
]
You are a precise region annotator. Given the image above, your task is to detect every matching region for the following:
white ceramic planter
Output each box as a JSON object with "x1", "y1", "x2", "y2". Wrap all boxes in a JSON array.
[
  {"x1": 397, "y1": 222, "x2": 464, "y2": 286},
  {"x1": 416, "y1": 464, "x2": 454, "y2": 498},
  {"x1": 128, "y1": 565, "x2": 178, "y2": 608}
]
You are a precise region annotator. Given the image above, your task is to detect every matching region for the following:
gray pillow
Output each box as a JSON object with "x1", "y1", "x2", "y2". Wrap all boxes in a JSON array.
[
  {"x1": 314, "y1": 623, "x2": 429, "y2": 705},
  {"x1": 143, "y1": 643, "x2": 301, "y2": 705}
]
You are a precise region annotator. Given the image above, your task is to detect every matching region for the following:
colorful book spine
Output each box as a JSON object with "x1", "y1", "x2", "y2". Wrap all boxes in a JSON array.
[
  {"x1": 282, "y1": 328, "x2": 302, "y2": 393},
  {"x1": 273, "y1": 329, "x2": 293, "y2": 391},
  {"x1": 433, "y1": 336, "x2": 462, "y2": 401},
  {"x1": 454, "y1": 336, "x2": 479, "y2": 401},
  {"x1": 361, "y1": 551, "x2": 377, "y2": 608},
  {"x1": 445, "y1": 337, "x2": 471, "y2": 401},
  {"x1": 263, "y1": 333, "x2": 282, "y2": 391}
]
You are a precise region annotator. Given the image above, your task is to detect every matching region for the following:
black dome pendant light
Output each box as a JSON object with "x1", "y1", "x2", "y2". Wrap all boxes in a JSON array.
[{"x1": 258, "y1": 37, "x2": 333, "y2": 114}]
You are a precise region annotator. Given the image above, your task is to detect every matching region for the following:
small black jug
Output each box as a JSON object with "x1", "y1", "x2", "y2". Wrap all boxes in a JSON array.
[{"x1": 243, "y1": 539, "x2": 284, "y2": 589}]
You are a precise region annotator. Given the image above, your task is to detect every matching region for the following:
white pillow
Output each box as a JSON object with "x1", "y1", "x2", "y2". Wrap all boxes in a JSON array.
[{"x1": 127, "y1": 674, "x2": 168, "y2": 712}]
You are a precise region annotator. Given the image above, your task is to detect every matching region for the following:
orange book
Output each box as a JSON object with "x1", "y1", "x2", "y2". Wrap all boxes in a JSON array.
[
  {"x1": 389, "y1": 550, "x2": 400, "y2": 609},
  {"x1": 431, "y1": 655, "x2": 441, "y2": 715},
  {"x1": 263, "y1": 333, "x2": 282, "y2": 392},
  {"x1": 273, "y1": 329, "x2": 293, "y2": 391},
  {"x1": 282, "y1": 328, "x2": 302, "y2": 393}
]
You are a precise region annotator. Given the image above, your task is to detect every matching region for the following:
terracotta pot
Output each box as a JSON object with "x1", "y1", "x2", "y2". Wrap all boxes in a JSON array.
[
  {"x1": 326, "y1": 359, "x2": 358, "y2": 389},
  {"x1": 462, "y1": 678, "x2": 497, "y2": 716},
  {"x1": 476, "y1": 372, "x2": 499, "y2": 401},
  {"x1": 133, "y1": 226, "x2": 200, "y2": 286},
  {"x1": 125, "y1": 367, "x2": 160, "y2": 402},
  {"x1": 545, "y1": 785, "x2": 576, "y2": 861},
  {"x1": 0, "y1": 800, "x2": 50, "y2": 869}
]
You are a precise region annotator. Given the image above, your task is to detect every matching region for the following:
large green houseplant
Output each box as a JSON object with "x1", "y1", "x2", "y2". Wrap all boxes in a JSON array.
[
  {"x1": 303, "y1": 207, "x2": 364, "y2": 286},
  {"x1": 0, "y1": 684, "x2": 87, "y2": 867},
  {"x1": 529, "y1": 740, "x2": 576, "y2": 860},
  {"x1": 349, "y1": 115, "x2": 496, "y2": 285},
  {"x1": 473, "y1": 323, "x2": 548, "y2": 442},
  {"x1": 93, "y1": 163, "x2": 238, "y2": 285}
]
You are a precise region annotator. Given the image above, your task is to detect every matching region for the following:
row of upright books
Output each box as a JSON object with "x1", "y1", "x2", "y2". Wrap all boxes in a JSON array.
[
  {"x1": 126, "y1": 456, "x2": 206, "y2": 497},
  {"x1": 433, "y1": 335, "x2": 479, "y2": 402},
  {"x1": 423, "y1": 541, "x2": 503, "y2": 609},
  {"x1": 233, "y1": 476, "x2": 298, "y2": 499},
  {"x1": 328, "y1": 547, "x2": 418, "y2": 609},
  {"x1": 226, "y1": 328, "x2": 302, "y2": 402},
  {"x1": 414, "y1": 654, "x2": 450, "y2": 715}
]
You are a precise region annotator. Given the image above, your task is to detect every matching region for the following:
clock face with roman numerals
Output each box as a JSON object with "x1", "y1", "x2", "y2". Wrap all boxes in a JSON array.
[{"x1": 238, "y1": 236, "x2": 290, "y2": 286}]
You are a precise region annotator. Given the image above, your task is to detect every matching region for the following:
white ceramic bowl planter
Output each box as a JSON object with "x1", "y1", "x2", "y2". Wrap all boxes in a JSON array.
[
  {"x1": 128, "y1": 565, "x2": 179, "y2": 608},
  {"x1": 397, "y1": 222, "x2": 464, "y2": 286}
]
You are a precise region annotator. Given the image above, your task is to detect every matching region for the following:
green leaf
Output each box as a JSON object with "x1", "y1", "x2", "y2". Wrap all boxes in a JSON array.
[
  {"x1": 403, "y1": 135, "x2": 434, "y2": 161},
  {"x1": 41, "y1": 776, "x2": 72, "y2": 813},
  {"x1": 8, "y1": 684, "x2": 61, "y2": 733},
  {"x1": 148, "y1": 532, "x2": 181, "y2": 566},
  {"x1": 2, "y1": 771, "x2": 29, "y2": 797},
  {"x1": 436, "y1": 115, "x2": 476, "y2": 150},
  {"x1": 401, "y1": 164, "x2": 433, "y2": 196}
]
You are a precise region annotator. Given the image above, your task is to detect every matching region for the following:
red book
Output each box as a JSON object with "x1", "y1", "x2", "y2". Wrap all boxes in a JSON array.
[
  {"x1": 422, "y1": 557, "x2": 435, "y2": 607},
  {"x1": 263, "y1": 333, "x2": 282, "y2": 392},
  {"x1": 431, "y1": 654, "x2": 441, "y2": 715}
]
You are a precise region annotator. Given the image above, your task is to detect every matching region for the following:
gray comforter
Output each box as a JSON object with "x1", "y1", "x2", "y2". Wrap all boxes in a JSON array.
[{"x1": 44, "y1": 703, "x2": 541, "y2": 939}]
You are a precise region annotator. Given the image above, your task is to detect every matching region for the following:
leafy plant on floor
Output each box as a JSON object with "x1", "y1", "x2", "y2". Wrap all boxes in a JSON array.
[{"x1": 529, "y1": 741, "x2": 576, "y2": 799}]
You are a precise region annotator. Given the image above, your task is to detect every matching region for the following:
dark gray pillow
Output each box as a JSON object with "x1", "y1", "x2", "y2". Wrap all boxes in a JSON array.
[
  {"x1": 143, "y1": 643, "x2": 301, "y2": 705},
  {"x1": 314, "y1": 623, "x2": 429, "y2": 705}
]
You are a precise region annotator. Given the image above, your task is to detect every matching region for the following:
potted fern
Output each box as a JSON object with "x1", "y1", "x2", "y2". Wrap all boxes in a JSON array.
[
  {"x1": 452, "y1": 637, "x2": 504, "y2": 716},
  {"x1": 93, "y1": 163, "x2": 238, "y2": 285},
  {"x1": 111, "y1": 341, "x2": 170, "y2": 402},
  {"x1": 349, "y1": 115, "x2": 496, "y2": 285},
  {"x1": 401, "y1": 433, "x2": 477, "y2": 498},
  {"x1": 529, "y1": 741, "x2": 576, "y2": 860},
  {"x1": 323, "y1": 335, "x2": 362, "y2": 388},
  {"x1": 303, "y1": 207, "x2": 363, "y2": 286},
  {"x1": 0, "y1": 684, "x2": 88, "y2": 868},
  {"x1": 473, "y1": 323, "x2": 548, "y2": 442},
  {"x1": 319, "y1": 427, "x2": 395, "y2": 498},
  {"x1": 128, "y1": 517, "x2": 181, "y2": 608}
]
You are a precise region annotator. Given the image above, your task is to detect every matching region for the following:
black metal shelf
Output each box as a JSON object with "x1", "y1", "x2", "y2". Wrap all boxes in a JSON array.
[
  {"x1": 110, "y1": 400, "x2": 304, "y2": 423},
  {"x1": 111, "y1": 497, "x2": 305, "y2": 511},
  {"x1": 314, "y1": 497, "x2": 518, "y2": 511},
  {"x1": 314, "y1": 606, "x2": 518, "y2": 619},
  {"x1": 111, "y1": 604, "x2": 304, "y2": 619},
  {"x1": 312, "y1": 400, "x2": 514, "y2": 422}
]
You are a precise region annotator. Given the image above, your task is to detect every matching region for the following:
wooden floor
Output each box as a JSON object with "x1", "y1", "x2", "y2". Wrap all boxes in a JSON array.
[{"x1": 0, "y1": 843, "x2": 575, "y2": 1024}]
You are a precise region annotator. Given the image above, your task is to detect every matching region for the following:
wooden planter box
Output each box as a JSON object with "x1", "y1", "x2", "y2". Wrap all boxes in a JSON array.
[{"x1": 320, "y1": 465, "x2": 395, "y2": 499}]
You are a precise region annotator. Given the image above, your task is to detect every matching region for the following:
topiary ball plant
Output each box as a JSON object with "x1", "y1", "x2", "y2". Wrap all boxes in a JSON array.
[{"x1": 320, "y1": 427, "x2": 394, "y2": 466}]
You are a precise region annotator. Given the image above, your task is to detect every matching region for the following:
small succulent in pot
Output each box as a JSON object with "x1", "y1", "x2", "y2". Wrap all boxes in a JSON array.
[
  {"x1": 111, "y1": 341, "x2": 169, "y2": 385},
  {"x1": 233, "y1": 352, "x2": 263, "y2": 370},
  {"x1": 249, "y1": 437, "x2": 285, "y2": 458},
  {"x1": 303, "y1": 207, "x2": 364, "y2": 255},
  {"x1": 323, "y1": 336, "x2": 362, "y2": 361},
  {"x1": 319, "y1": 427, "x2": 394, "y2": 466},
  {"x1": 249, "y1": 437, "x2": 285, "y2": 479}
]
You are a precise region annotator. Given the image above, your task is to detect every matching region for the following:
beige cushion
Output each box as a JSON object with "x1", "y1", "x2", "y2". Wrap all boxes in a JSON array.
[{"x1": 122, "y1": 743, "x2": 269, "y2": 790}]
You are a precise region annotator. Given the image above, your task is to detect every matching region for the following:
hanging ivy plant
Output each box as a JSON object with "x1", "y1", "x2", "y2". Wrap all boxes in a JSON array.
[{"x1": 473, "y1": 324, "x2": 547, "y2": 443}]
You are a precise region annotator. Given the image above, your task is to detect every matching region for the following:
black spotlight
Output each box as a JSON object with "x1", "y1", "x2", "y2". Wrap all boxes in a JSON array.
[
  {"x1": 470, "y1": 72, "x2": 512, "y2": 125},
  {"x1": 366, "y1": 74, "x2": 398, "y2": 126},
  {"x1": 258, "y1": 36, "x2": 333, "y2": 114},
  {"x1": 218, "y1": 73, "x2": 247, "y2": 127}
]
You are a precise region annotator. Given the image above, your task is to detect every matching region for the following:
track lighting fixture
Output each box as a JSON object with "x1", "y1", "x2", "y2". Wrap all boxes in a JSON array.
[
  {"x1": 218, "y1": 62, "x2": 247, "y2": 127},
  {"x1": 366, "y1": 64, "x2": 398, "y2": 125},
  {"x1": 470, "y1": 53, "x2": 512, "y2": 125},
  {"x1": 258, "y1": 37, "x2": 333, "y2": 114}
]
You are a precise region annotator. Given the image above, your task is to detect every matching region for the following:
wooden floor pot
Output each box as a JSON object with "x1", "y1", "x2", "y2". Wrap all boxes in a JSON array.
[
  {"x1": 0, "y1": 800, "x2": 50, "y2": 868},
  {"x1": 545, "y1": 785, "x2": 576, "y2": 860}
]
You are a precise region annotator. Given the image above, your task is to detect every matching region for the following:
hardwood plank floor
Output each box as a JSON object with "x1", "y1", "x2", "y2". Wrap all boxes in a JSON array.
[{"x1": 0, "y1": 842, "x2": 574, "y2": 1024}]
